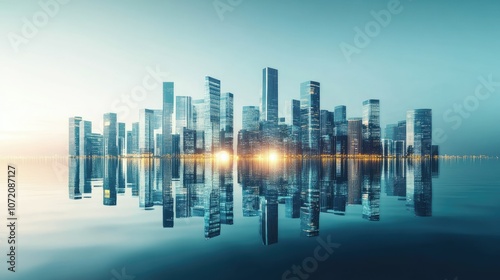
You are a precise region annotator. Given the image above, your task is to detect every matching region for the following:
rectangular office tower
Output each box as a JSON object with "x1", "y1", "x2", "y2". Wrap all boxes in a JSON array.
[
  {"x1": 334, "y1": 105, "x2": 348, "y2": 155},
  {"x1": 103, "y1": 113, "x2": 118, "y2": 157},
  {"x1": 261, "y1": 67, "x2": 279, "y2": 125},
  {"x1": 242, "y1": 106, "x2": 260, "y2": 131},
  {"x1": 69, "y1": 116, "x2": 82, "y2": 156},
  {"x1": 79, "y1": 120, "x2": 92, "y2": 156},
  {"x1": 285, "y1": 99, "x2": 300, "y2": 127},
  {"x1": 406, "y1": 109, "x2": 432, "y2": 156},
  {"x1": 220, "y1": 92, "x2": 234, "y2": 153},
  {"x1": 347, "y1": 118, "x2": 362, "y2": 155},
  {"x1": 362, "y1": 99, "x2": 381, "y2": 155},
  {"x1": 204, "y1": 76, "x2": 221, "y2": 153},
  {"x1": 139, "y1": 109, "x2": 155, "y2": 155},
  {"x1": 163, "y1": 82, "x2": 174, "y2": 156},
  {"x1": 300, "y1": 81, "x2": 321, "y2": 155},
  {"x1": 175, "y1": 96, "x2": 192, "y2": 134}
]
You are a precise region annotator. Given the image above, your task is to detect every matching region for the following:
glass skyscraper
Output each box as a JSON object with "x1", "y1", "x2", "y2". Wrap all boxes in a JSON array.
[
  {"x1": 163, "y1": 82, "x2": 174, "y2": 156},
  {"x1": 103, "y1": 113, "x2": 118, "y2": 157},
  {"x1": 175, "y1": 96, "x2": 192, "y2": 134},
  {"x1": 300, "y1": 81, "x2": 321, "y2": 155},
  {"x1": 406, "y1": 109, "x2": 432, "y2": 156},
  {"x1": 69, "y1": 116, "x2": 82, "y2": 157},
  {"x1": 79, "y1": 120, "x2": 91, "y2": 157},
  {"x1": 285, "y1": 99, "x2": 300, "y2": 127},
  {"x1": 362, "y1": 99, "x2": 381, "y2": 155},
  {"x1": 242, "y1": 106, "x2": 260, "y2": 132},
  {"x1": 334, "y1": 105, "x2": 348, "y2": 156},
  {"x1": 204, "y1": 76, "x2": 221, "y2": 153},
  {"x1": 347, "y1": 118, "x2": 362, "y2": 155},
  {"x1": 220, "y1": 92, "x2": 234, "y2": 153},
  {"x1": 261, "y1": 67, "x2": 278, "y2": 126},
  {"x1": 139, "y1": 109, "x2": 155, "y2": 155},
  {"x1": 118, "y1": 122, "x2": 125, "y2": 156}
]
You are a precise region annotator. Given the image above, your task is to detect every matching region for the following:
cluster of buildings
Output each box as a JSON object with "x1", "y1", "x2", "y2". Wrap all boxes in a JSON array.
[{"x1": 69, "y1": 67, "x2": 438, "y2": 158}]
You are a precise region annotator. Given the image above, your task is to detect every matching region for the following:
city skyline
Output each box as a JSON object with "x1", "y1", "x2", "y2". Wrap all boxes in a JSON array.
[
  {"x1": 68, "y1": 66, "x2": 439, "y2": 159},
  {"x1": 2, "y1": 0, "x2": 500, "y2": 157}
]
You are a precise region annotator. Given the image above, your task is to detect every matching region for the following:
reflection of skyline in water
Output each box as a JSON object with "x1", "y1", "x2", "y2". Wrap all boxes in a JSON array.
[{"x1": 68, "y1": 158, "x2": 438, "y2": 243}]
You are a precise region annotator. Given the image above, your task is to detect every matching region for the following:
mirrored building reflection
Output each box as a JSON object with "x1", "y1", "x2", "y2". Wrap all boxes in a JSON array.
[
  {"x1": 69, "y1": 157, "x2": 436, "y2": 237},
  {"x1": 103, "y1": 158, "x2": 117, "y2": 206},
  {"x1": 300, "y1": 160, "x2": 320, "y2": 237}
]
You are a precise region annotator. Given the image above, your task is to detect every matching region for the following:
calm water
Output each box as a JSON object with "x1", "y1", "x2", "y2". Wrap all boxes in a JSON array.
[{"x1": 1, "y1": 158, "x2": 499, "y2": 280}]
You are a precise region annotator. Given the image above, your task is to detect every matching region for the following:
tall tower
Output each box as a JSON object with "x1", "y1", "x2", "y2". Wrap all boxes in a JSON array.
[
  {"x1": 162, "y1": 82, "x2": 174, "y2": 156},
  {"x1": 300, "y1": 81, "x2": 321, "y2": 155},
  {"x1": 175, "y1": 96, "x2": 192, "y2": 134},
  {"x1": 204, "y1": 76, "x2": 221, "y2": 153},
  {"x1": 362, "y1": 99, "x2": 381, "y2": 155},
  {"x1": 347, "y1": 118, "x2": 362, "y2": 155},
  {"x1": 261, "y1": 67, "x2": 279, "y2": 125},
  {"x1": 69, "y1": 116, "x2": 82, "y2": 157},
  {"x1": 406, "y1": 109, "x2": 432, "y2": 156},
  {"x1": 103, "y1": 113, "x2": 118, "y2": 157},
  {"x1": 139, "y1": 109, "x2": 154, "y2": 155},
  {"x1": 220, "y1": 92, "x2": 234, "y2": 153}
]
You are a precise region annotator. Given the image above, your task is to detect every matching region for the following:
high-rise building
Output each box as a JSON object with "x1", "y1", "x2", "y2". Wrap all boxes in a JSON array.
[
  {"x1": 300, "y1": 81, "x2": 321, "y2": 155},
  {"x1": 242, "y1": 106, "x2": 260, "y2": 131},
  {"x1": 395, "y1": 120, "x2": 406, "y2": 141},
  {"x1": 204, "y1": 76, "x2": 221, "y2": 153},
  {"x1": 126, "y1": 131, "x2": 133, "y2": 155},
  {"x1": 406, "y1": 109, "x2": 432, "y2": 156},
  {"x1": 362, "y1": 99, "x2": 381, "y2": 155},
  {"x1": 220, "y1": 92, "x2": 234, "y2": 153},
  {"x1": 131, "y1": 122, "x2": 139, "y2": 154},
  {"x1": 334, "y1": 105, "x2": 348, "y2": 156},
  {"x1": 261, "y1": 67, "x2": 278, "y2": 125},
  {"x1": 79, "y1": 120, "x2": 91, "y2": 156},
  {"x1": 320, "y1": 110, "x2": 334, "y2": 155},
  {"x1": 384, "y1": 123, "x2": 397, "y2": 140},
  {"x1": 285, "y1": 99, "x2": 300, "y2": 127},
  {"x1": 163, "y1": 82, "x2": 174, "y2": 156},
  {"x1": 192, "y1": 99, "x2": 205, "y2": 132},
  {"x1": 69, "y1": 116, "x2": 82, "y2": 157},
  {"x1": 139, "y1": 109, "x2": 155, "y2": 155},
  {"x1": 103, "y1": 113, "x2": 118, "y2": 157},
  {"x1": 347, "y1": 118, "x2": 362, "y2": 155},
  {"x1": 175, "y1": 96, "x2": 192, "y2": 134},
  {"x1": 118, "y1": 122, "x2": 125, "y2": 156}
]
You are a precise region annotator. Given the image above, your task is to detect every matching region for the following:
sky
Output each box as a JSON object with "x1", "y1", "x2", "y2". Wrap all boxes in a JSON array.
[{"x1": 1, "y1": 0, "x2": 499, "y2": 156}]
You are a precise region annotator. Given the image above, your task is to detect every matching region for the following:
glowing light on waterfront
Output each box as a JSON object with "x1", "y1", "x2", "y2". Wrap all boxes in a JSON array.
[{"x1": 216, "y1": 151, "x2": 230, "y2": 162}]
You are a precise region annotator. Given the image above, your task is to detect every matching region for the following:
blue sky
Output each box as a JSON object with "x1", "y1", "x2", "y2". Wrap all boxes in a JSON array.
[{"x1": 1, "y1": 0, "x2": 499, "y2": 156}]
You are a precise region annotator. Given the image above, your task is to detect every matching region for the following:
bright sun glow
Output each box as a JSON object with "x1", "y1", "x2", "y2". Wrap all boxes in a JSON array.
[
  {"x1": 216, "y1": 151, "x2": 230, "y2": 162},
  {"x1": 268, "y1": 151, "x2": 279, "y2": 162}
]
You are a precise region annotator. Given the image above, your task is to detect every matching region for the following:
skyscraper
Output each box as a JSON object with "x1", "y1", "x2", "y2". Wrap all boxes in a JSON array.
[
  {"x1": 163, "y1": 82, "x2": 174, "y2": 156},
  {"x1": 79, "y1": 120, "x2": 91, "y2": 157},
  {"x1": 334, "y1": 105, "x2": 348, "y2": 156},
  {"x1": 118, "y1": 122, "x2": 125, "y2": 156},
  {"x1": 69, "y1": 116, "x2": 82, "y2": 157},
  {"x1": 300, "y1": 81, "x2": 321, "y2": 155},
  {"x1": 285, "y1": 99, "x2": 301, "y2": 127},
  {"x1": 261, "y1": 67, "x2": 278, "y2": 125},
  {"x1": 220, "y1": 92, "x2": 234, "y2": 153},
  {"x1": 362, "y1": 99, "x2": 381, "y2": 155},
  {"x1": 347, "y1": 118, "x2": 362, "y2": 155},
  {"x1": 103, "y1": 113, "x2": 118, "y2": 157},
  {"x1": 139, "y1": 109, "x2": 154, "y2": 155},
  {"x1": 204, "y1": 76, "x2": 221, "y2": 153},
  {"x1": 242, "y1": 106, "x2": 260, "y2": 131},
  {"x1": 406, "y1": 109, "x2": 432, "y2": 156},
  {"x1": 175, "y1": 96, "x2": 192, "y2": 134},
  {"x1": 320, "y1": 110, "x2": 335, "y2": 155}
]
